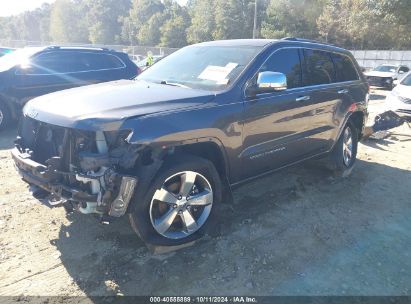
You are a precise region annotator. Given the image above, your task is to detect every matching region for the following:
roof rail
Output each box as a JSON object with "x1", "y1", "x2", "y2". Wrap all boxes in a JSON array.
[
  {"x1": 281, "y1": 37, "x2": 336, "y2": 47},
  {"x1": 44, "y1": 45, "x2": 115, "y2": 52}
]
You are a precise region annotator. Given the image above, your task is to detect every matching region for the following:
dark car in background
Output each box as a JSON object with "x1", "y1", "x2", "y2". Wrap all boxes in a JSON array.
[
  {"x1": 0, "y1": 46, "x2": 138, "y2": 130},
  {"x1": 12, "y1": 38, "x2": 368, "y2": 248}
]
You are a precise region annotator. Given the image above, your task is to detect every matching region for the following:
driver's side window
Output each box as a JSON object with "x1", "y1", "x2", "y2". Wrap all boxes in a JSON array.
[{"x1": 258, "y1": 48, "x2": 303, "y2": 89}]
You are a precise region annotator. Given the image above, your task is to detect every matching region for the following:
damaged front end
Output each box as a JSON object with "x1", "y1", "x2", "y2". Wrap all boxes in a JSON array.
[{"x1": 12, "y1": 117, "x2": 142, "y2": 218}]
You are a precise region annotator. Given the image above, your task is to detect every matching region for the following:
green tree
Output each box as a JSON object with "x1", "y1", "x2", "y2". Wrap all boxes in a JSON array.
[
  {"x1": 121, "y1": 0, "x2": 164, "y2": 45},
  {"x1": 186, "y1": 0, "x2": 216, "y2": 43},
  {"x1": 317, "y1": 0, "x2": 404, "y2": 49},
  {"x1": 49, "y1": 0, "x2": 89, "y2": 43},
  {"x1": 213, "y1": 0, "x2": 250, "y2": 40},
  {"x1": 261, "y1": 0, "x2": 325, "y2": 39},
  {"x1": 137, "y1": 12, "x2": 164, "y2": 46},
  {"x1": 0, "y1": 3, "x2": 51, "y2": 43},
  {"x1": 159, "y1": 1, "x2": 190, "y2": 47},
  {"x1": 377, "y1": 0, "x2": 411, "y2": 49},
  {"x1": 86, "y1": 0, "x2": 131, "y2": 44}
]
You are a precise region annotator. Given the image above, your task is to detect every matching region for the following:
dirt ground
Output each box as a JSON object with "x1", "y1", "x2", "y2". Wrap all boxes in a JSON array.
[{"x1": 0, "y1": 89, "x2": 410, "y2": 296}]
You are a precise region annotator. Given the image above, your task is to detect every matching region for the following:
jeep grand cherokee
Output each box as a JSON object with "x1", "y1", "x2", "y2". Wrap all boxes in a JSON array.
[{"x1": 12, "y1": 38, "x2": 368, "y2": 247}]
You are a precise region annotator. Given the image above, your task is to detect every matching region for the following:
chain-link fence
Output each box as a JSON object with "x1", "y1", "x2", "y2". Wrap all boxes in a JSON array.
[{"x1": 0, "y1": 39, "x2": 178, "y2": 58}]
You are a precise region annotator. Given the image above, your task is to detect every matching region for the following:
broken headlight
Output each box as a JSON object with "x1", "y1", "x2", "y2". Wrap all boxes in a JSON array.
[{"x1": 104, "y1": 129, "x2": 133, "y2": 148}]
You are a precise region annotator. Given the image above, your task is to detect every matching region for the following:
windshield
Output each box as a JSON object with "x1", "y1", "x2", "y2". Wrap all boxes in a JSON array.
[
  {"x1": 374, "y1": 65, "x2": 396, "y2": 73},
  {"x1": 400, "y1": 73, "x2": 411, "y2": 86},
  {"x1": 137, "y1": 45, "x2": 262, "y2": 91},
  {"x1": 0, "y1": 47, "x2": 43, "y2": 72}
]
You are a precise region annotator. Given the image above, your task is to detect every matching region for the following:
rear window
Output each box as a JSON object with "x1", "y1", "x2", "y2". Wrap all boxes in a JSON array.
[
  {"x1": 29, "y1": 52, "x2": 76, "y2": 74},
  {"x1": 303, "y1": 49, "x2": 336, "y2": 86},
  {"x1": 331, "y1": 53, "x2": 359, "y2": 82}
]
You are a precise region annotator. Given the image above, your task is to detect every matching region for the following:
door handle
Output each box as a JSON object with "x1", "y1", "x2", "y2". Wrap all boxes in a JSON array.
[
  {"x1": 338, "y1": 89, "x2": 349, "y2": 94},
  {"x1": 296, "y1": 96, "x2": 310, "y2": 102}
]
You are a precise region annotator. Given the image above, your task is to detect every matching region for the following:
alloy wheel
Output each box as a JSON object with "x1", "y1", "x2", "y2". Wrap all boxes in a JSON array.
[
  {"x1": 149, "y1": 171, "x2": 213, "y2": 239},
  {"x1": 343, "y1": 127, "x2": 353, "y2": 166}
]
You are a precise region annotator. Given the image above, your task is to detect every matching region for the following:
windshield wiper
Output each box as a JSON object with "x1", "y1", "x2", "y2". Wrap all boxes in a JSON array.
[{"x1": 160, "y1": 80, "x2": 190, "y2": 89}]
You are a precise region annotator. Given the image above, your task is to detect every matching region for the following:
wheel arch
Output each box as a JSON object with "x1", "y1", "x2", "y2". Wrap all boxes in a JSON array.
[
  {"x1": 129, "y1": 137, "x2": 233, "y2": 210},
  {"x1": 329, "y1": 110, "x2": 364, "y2": 152},
  {"x1": 174, "y1": 139, "x2": 230, "y2": 181},
  {"x1": 348, "y1": 111, "x2": 365, "y2": 140}
]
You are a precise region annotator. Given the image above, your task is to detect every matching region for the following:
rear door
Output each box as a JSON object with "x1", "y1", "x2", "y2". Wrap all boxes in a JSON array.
[
  {"x1": 330, "y1": 52, "x2": 364, "y2": 137},
  {"x1": 300, "y1": 48, "x2": 343, "y2": 151}
]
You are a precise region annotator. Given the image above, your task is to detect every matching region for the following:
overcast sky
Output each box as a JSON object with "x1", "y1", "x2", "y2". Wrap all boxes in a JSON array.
[{"x1": 0, "y1": 0, "x2": 188, "y2": 17}]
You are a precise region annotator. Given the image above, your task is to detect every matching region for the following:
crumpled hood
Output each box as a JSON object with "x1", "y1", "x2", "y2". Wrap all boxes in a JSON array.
[
  {"x1": 364, "y1": 71, "x2": 396, "y2": 78},
  {"x1": 23, "y1": 79, "x2": 215, "y2": 131}
]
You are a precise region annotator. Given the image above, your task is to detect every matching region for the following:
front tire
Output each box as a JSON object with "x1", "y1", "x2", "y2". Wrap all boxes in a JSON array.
[
  {"x1": 129, "y1": 155, "x2": 222, "y2": 247},
  {"x1": 328, "y1": 121, "x2": 358, "y2": 177}
]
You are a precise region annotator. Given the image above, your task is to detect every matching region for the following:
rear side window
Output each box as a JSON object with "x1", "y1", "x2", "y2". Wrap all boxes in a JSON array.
[
  {"x1": 27, "y1": 51, "x2": 125, "y2": 74},
  {"x1": 78, "y1": 53, "x2": 125, "y2": 70},
  {"x1": 30, "y1": 52, "x2": 79, "y2": 74},
  {"x1": 259, "y1": 48, "x2": 302, "y2": 89},
  {"x1": 331, "y1": 53, "x2": 359, "y2": 82},
  {"x1": 303, "y1": 49, "x2": 336, "y2": 86}
]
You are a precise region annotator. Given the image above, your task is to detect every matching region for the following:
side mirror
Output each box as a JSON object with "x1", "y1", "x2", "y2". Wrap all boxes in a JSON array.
[
  {"x1": 257, "y1": 71, "x2": 287, "y2": 92},
  {"x1": 399, "y1": 70, "x2": 405, "y2": 74},
  {"x1": 393, "y1": 79, "x2": 399, "y2": 87}
]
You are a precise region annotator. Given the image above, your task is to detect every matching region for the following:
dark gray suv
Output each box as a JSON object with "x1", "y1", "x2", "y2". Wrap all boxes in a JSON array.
[{"x1": 12, "y1": 38, "x2": 368, "y2": 247}]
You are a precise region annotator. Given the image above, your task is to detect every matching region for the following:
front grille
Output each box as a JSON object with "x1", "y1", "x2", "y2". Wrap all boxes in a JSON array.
[
  {"x1": 19, "y1": 117, "x2": 96, "y2": 168},
  {"x1": 367, "y1": 76, "x2": 384, "y2": 84},
  {"x1": 17, "y1": 117, "x2": 100, "y2": 194},
  {"x1": 19, "y1": 117, "x2": 66, "y2": 164},
  {"x1": 367, "y1": 76, "x2": 380, "y2": 82}
]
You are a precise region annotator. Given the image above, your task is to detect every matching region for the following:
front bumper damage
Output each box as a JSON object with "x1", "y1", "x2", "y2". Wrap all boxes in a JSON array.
[
  {"x1": 12, "y1": 145, "x2": 138, "y2": 218},
  {"x1": 366, "y1": 76, "x2": 393, "y2": 89}
]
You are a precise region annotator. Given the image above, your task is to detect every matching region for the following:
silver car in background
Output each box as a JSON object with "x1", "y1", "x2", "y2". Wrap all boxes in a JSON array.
[{"x1": 364, "y1": 64, "x2": 409, "y2": 90}]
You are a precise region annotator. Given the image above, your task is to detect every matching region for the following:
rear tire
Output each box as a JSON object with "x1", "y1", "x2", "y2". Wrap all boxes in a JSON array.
[
  {"x1": 328, "y1": 121, "x2": 358, "y2": 178},
  {"x1": 0, "y1": 101, "x2": 11, "y2": 131},
  {"x1": 129, "y1": 154, "x2": 222, "y2": 247}
]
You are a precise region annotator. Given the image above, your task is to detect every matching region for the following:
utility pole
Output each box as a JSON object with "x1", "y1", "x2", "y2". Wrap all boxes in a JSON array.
[{"x1": 253, "y1": 0, "x2": 258, "y2": 39}]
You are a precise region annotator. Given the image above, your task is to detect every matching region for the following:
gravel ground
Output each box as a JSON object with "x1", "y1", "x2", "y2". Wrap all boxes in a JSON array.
[{"x1": 0, "y1": 89, "x2": 410, "y2": 296}]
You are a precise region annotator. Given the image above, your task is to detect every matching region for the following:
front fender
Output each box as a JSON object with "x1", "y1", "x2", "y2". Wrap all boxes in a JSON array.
[{"x1": 120, "y1": 102, "x2": 244, "y2": 183}]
